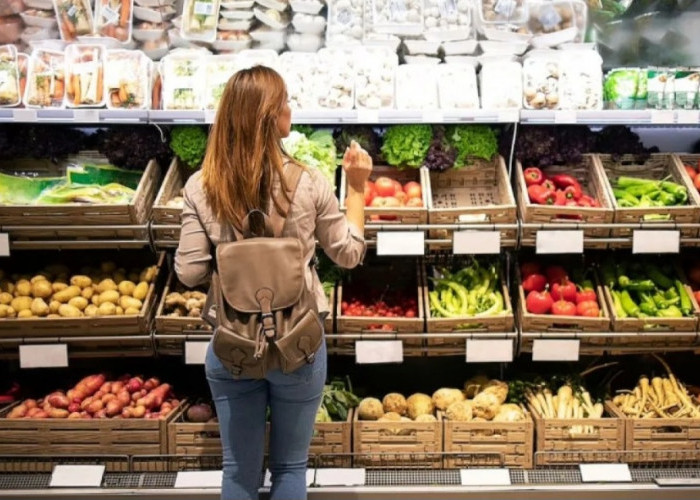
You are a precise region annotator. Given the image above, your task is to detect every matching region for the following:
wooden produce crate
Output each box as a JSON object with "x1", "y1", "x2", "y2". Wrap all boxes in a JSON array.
[
  {"x1": 154, "y1": 270, "x2": 211, "y2": 335},
  {"x1": 168, "y1": 404, "x2": 221, "y2": 457},
  {"x1": 595, "y1": 153, "x2": 700, "y2": 245},
  {"x1": 443, "y1": 412, "x2": 534, "y2": 469},
  {"x1": 517, "y1": 268, "x2": 611, "y2": 334},
  {"x1": 0, "y1": 400, "x2": 179, "y2": 465},
  {"x1": 0, "y1": 251, "x2": 165, "y2": 337},
  {"x1": 529, "y1": 402, "x2": 624, "y2": 465},
  {"x1": 310, "y1": 410, "x2": 353, "y2": 467},
  {"x1": 515, "y1": 156, "x2": 614, "y2": 249},
  {"x1": 607, "y1": 401, "x2": 700, "y2": 462},
  {"x1": 339, "y1": 165, "x2": 428, "y2": 236},
  {"x1": 335, "y1": 260, "x2": 425, "y2": 347},
  {"x1": 152, "y1": 158, "x2": 190, "y2": 243},
  {"x1": 324, "y1": 285, "x2": 335, "y2": 334},
  {"x1": 352, "y1": 411, "x2": 442, "y2": 468},
  {"x1": 0, "y1": 153, "x2": 160, "y2": 226},
  {"x1": 425, "y1": 157, "x2": 517, "y2": 248},
  {"x1": 423, "y1": 263, "x2": 514, "y2": 348}
]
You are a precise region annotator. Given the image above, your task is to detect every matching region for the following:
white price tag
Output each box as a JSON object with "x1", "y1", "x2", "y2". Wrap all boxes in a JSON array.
[
  {"x1": 554, "y1": 110, "x2": 577, "y2": 124},
  {"x1": 355, "y1": 340, "x2": 403, "y2": 364},
  {"x1": 72, "y1": 109, "x2": 100, "y2": 122},
  {"x1": 460, "y1": 468, "x2": 511, "y2": 486},
  {"x1": 50, "y1": 465, "x2": 105, "y2": 488},
  {"x1": 174, "y1": 470, "x2": 222, "y2": 488},
  {"x1": 264, "y1": 469, "x2": 314, "y2": 487},
  {"x1": 676, "y1": 110, "x2": 699, "y2": 124},
  {"x1": 0, "y1": 233, "x2": 8, "y2": 257},
  {"x1": 315, "y1": 468, "x2": 366, "y2": 486},
  {"x1": 497, "y1": 109, "x2": 519, "y2": 122},
  {"x1": 422, "y1": 109, "x2": 444, "y2": 123},
  {"x1": 651, "y1": 110, "x2": 675, "y2": 124},
  {"x1": 536, "y1": 230, "x2": 584, "y2": 254},
  {"x1": 185, "y1": 341, "x2": 209, "y2": 365},
  {"x1": 579, "y1": 463, "x2": 632, "y2": 483},
  {"x1": 13, "y1": 109, "x2": 37, "y2": 121},
  {"x1": 376, "y1": 231, "x2": 424, "y2": 256},
  {"x1": 532, "y1": 339, "x2": 580, "y2": 361},
  {"x1": 453, "y1": 231, "x2": 501, "y2": 254},
  {"x1": 632, "y1": 230, "x2": 680, "y2": 254},
  {"x1": 356, "y1": 109, "x2": 379, "y2": 123},
  {"x1": 466, "y1": 339, "x2": 513, "y2": 363},
  {"x1": 19, "y1": 344, "x2": 68, "y2": 369}
]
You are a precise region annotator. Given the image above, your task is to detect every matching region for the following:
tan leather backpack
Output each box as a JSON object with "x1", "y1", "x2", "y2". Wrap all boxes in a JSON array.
[{"x1": 202, "y1": 163, "x2": 323, "y2": 378}]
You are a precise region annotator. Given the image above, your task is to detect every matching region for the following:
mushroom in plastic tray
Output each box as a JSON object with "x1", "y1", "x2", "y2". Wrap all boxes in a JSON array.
[
  {"x1": 353, "y1": 47, "x2": 397, "y2": 110},
  {"x1": 522, "y1": 50, "x2": 561, "y2": 110},
  {"x1": 423, "y1": 0, "x2": 472, "y2": 42},
  {"x1": 326, "y1": 0, "x2": 363, "y2": 45}
]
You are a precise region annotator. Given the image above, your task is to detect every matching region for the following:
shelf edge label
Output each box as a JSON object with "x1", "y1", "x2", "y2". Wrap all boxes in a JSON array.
[
  {"x1": 532, "y1": 339, "x2": 580, "y2": 361},
  {"x1": 579, "y1": 463, "x2": 632, "y2": 483},
  {"x1": 453, "y1": 230, "x2": 501, "y2": 254},
  {"x1": 376, "y1": 231, "x2": 424, "y2": 256},
  {"x1": 184, "y1": 341, "x2": 209, "y2": 365},
  {"x1": 466, "y1": 339, "x2": 513, "y2": 363},
  {"x1": 174, "y1": 470, "x2": 222, "y2": 488},
  {"x1": 20, "y1": 344, "x2": 68, "y2": 369},
  {"x1": 50, "y1": 465, "x2": 104, "y2": 487},
  {"x1": 356, "y1": 340, "x2": 403, "y2": 364},
  {"x1": 536, "y1": 230, "x2": 583, "y2": 254},
  {"x1": 632, "y1": 230, "x2": 680, "y2": 254}
]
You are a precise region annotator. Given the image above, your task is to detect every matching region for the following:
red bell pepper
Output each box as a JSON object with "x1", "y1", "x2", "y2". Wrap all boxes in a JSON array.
[
  {"x1": 523, "y1": 167, "x2": 544, "y2": 186},
  {"x1": 528, "y1": 184, "x2": 555, "y2": 205},
  {"x1": 578, "y1": 194, "x2": 600, "y2": 207},
  {"x1": 564, "y1": 184, "x2": 582, "y2": 200},
  {"x1": 554, "y1": 190, "x2": 568, "y2": 206},
  {"x1": 542, "y1": 179, "x2": 556, "y2": 192},
  {"x1": 551, "y1": 174, "x2": 581, "y2": 190}
]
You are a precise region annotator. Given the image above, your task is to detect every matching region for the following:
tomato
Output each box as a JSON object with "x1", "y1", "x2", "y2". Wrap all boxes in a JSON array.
[
  {"x1": 364, "y1": 181, "x2": 377, "y2": 206},
  {"x1": 374, "y1": 176, "x2": 395, "y2": 197},
  {"x1": 404, "y1": 181, "x2": 422, "y2": 199},
  {"x1": 551, "y1": 280, "x2": 577, "y2": 302},
  {"x1": 392, "y1": 179, "x2": 403, "y2": 195},
  {"x1": 551, "y1": 300, "x2": 577, "y2": 316},
  {"x1": 406, "y1": 197, "x2": 423, "y2": 207},
  {"x1": 383, "y1": 196, "x2": 401, "y2": 207},
  {"x1": 685, "y1": 164, "x2": 697, "y2": 179},
  {"x1": 394, "y1": 191, "x2": 407, "y2": 205},
  {"x1": 526, "y1": 290, "x2": 553, "y2": 314},
  {"x1": 576, "y1": 289, "x2": 597, "y2": 304},
  {"x1": 576, "y1": 300, "x2": 600, "y2": 317},
  {"x1": 545, "y1": 265, "x2": 568, "y2": 285},
  {"x1": 522, "y1": 273, "x2": 547, "y2": 292},
  {"x1": 370, "y1": 196, "x2": 387, "y2": 207},
  {"x1": 405, "y1": 309, "x2": 416, "y2": 318},
  {"x1": 520, "y1": 262, "x2": 541, "y2": 278}
]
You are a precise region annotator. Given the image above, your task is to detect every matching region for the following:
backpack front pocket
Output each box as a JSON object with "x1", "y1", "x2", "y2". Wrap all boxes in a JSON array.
[
  {"x1": 212, "y1": 326, "x2": 268, "y2": 379},
  {"x1": 275, "y1": 309, "x2": 323, "y2": 374}
]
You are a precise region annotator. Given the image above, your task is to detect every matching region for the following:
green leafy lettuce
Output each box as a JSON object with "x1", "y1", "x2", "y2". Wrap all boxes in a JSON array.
[
  {"x1": 380, "y1": 124, "x2": 433, "y2": 168},
  {"x1": 283, "y1": 129, "x2": 337, "y2": 187},
  {"x1": 446, "y1": 125, "x2": 498, "y2": 167}
]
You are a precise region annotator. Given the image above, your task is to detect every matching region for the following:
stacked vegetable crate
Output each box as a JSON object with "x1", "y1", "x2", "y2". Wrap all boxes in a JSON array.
[
  {"x1": 151, "y1": 158, "x2": 187, "y2": 244},
  {"x1": 352, "y1": 411, "x2": 443, "y2": 469},
  {"x1": 309, "y1": 411, "x2": 353, "y2": 467},
  {"x1": 0, "y1": 152, "x2": 159, "y2": 241},
  {"x1": 168, "y1": 404, "x2": 222, "y2": 457},
  {"x1": 674, "y1": 153, "x2": 700, "y2": 247},
  {"x1": 422, "y1": 259, "x2": 514, "y2": 355},
  {"x1": 425, "y1": 156, "x2": 517, "y2": 249},
  {"x1": 515, "y1": 155, "x2": 615, "y2": 250},
  {"x1": 596, "y1": 153, "x2": 700, "y2": 248},
  {"x1": 443, "y1": 412, "x2": 534, "y2": 469}
]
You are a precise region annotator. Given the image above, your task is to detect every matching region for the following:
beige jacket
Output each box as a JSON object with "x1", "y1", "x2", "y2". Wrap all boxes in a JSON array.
[{"x1": 174, "y1": 167, "x2": 366, "y2": 315}]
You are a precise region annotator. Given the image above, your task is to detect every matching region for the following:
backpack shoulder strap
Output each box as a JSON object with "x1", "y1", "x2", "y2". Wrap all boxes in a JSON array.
[{"x1": 270, "y1": 161, "x2": 304, "y2": 237}]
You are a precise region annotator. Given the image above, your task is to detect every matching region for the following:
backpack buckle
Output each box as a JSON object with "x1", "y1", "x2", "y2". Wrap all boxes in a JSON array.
[{"x1": 261, "y1": 312, "x2": 276, "y2": 339}]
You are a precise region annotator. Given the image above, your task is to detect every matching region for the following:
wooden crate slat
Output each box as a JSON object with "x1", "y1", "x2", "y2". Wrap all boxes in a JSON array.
[{"x1": 152, "y1": 158, "x2": 186, "y2": 225}]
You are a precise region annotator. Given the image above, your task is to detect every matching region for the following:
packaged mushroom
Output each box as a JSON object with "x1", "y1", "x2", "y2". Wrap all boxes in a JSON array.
[
  {"x1": 326, "y1": 0, "x2": 363, "y2": 46},
  {"x1": 279, "y1": 51, "x2": 318, "y2": 108},
  {"x1": 315, "y1": 46, "x2": 354, "y2": 109},
  {"x1": 395, "y1": 64, "x2": 438, "y2": 110},
  {"x1": 361, "y1": 0, "x2": 401, "y2": 50},
  {"x1": 353, "y1": 46, "x2": 396, "y2": 110},
  {"x1": 423, "y1": 0, "x2": 472, "y2": 42},
  {"x1": 522, "y1": 49, "x2": 560, "y2": 110},
  {"x1": 475, "y1": 0, "x2": 529, "y2": 41},
  {"x1": 370, "y1": 0, "x2": 422, "y2": 35},
  {"x1": 480, "y1": 59, "x2": 522, "y2": 109},
  {"x1": 181, "y1": 0, "x2": 221, "y2": 42},
  {"x1": 0, "y1": 44, "x2": 20, "y2": 107},
  {"x1": 559, "y1": 47, "x2": 602, "y2": 110},
  {"x1": 437, "y1": 63, "x2": 479, "y2": 109},
  {"x1": 528, "y1": 0, "x2": 578, "y2": 48},
  {"x1": 203, "y1": 54, "x2": 236, "y2": 109}
]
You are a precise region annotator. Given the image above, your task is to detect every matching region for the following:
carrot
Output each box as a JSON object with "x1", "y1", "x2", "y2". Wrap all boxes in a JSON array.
[
  {"x1": 61, "y1": 12, "x2": 76, "y2": 40},
  {"x1": 151, "y1": 75, "x2": 161, "y2": 110},
  {"x1": 54, "y1": 78, "x2": 64, "y2": 100},
  {"x1": 120, "y1": 0, "x2": 130, "y2": 27},
  {"x1": 65, "y1": 72, "x2": 73, "y2": 96},
  {"x1": 118, "y1": 83, "x2": 128, "y2": 103},
  {"x1": 73, "y1": 74, "x2": 81, "y2": 104},
  {"x1": 96, "y1": 69, "x2": 103, "y2": 103}
]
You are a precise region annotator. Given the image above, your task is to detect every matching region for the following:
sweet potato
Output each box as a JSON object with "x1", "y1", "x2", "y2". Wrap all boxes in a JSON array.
[
  {"x1": 100, "y1": 382, "x2": 112, "y2": 393},
  {"x1": 143, "y1": 377, "x2": 160, "y2": 391},
  {"x1": 132, "y1": 389, "x2": 147, "y2": 402},
  {"x1": 68, "y1": 412, "x2": 82, "y2": 419},
  {"x1": 132, "y1": 405, "x2": 146, "y2": 418},
  {"x1": 7, "y1": 404, "x2": 27, "y2": 418},
  {"x1": 68, "y1": 402, "x2": 80, "y2": 413},
  {"x1": 86, "y1": 399, "x2": 104, "y2": 414},
  {"x1": 31, "y1": 410, "x2": 48, "y2": 419},
  {"x1": 117, "y1": 390, "x2": 131, "y2": 406},
  {"x1": 111, "y1": 381, "x2": 124, "y2": 394},
  {"x1": 49, "y1": 408, "x2": 69, "y2": 418},
  {"x1": 47, "y1": 392, "x2": 70, "y2": 409},
  {"x1": 26, "y1": 408, "x2": 42, "y2": 418},
  {"x1": 25, "y1": 399, "x2": 37, "y2": 410},
  {"x1": 137, "y1": 383, "x2": 170, "y2": 410}
]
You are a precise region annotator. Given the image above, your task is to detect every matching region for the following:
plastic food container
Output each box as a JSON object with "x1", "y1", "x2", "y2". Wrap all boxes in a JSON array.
[
  {"x1": 480, "y1": 59, "x2": 522, "y2": 109},
  {"x1": 21, "y1": 26, "x2": 58, "y2": 43},
  {"x1": 290, "y1": 0, "x2": 323, "y2": 14},
  {"x1": 279, "y1": 51, "x2": 318, "y2": 108},
  {"x1": 134, "y1": 0, "x2": 176, "y2": 6},
  {"x1": 256, "y1": 0, "x2": 288, "y2": 10},
  {"x1": 17, "y1": 52, "x2": 28, "y2": 100},
  {"x1": 522, "y1": 49, "x2": 561, "y2": 109},
  {"x1": 395, "y1": 64, "x2": 438, "y2": 109},
  {"x1": 403, "y1": 39, "x2": 440, "y2": 56},
  {"x1": 326, "y1": 0, "x2": 364, "y2": 46},
  {"x1": 528, "y1": 0, "x2": 577, "y2": 48},
  {"x1": 203, "y1": 54, "x2": 237, "y2": 109},
  {"x1": 132, "y1": 22, "x2": 168, "y2": 41},
  {"x1": 354, "y1": 46, "x2": 397, "y2": 109},
  {"x1": 479, "y1": 40, "x2": 527, "y2": 55},
  {"x1": 220, "y1": 0, "x2": 254, "y2": 7},
  {"x1": 161, "y1": 50, "x2": 204, "y2": 109},
  {"x1": 291, "y1": 12, "x2": 325, "y2": 34},
  {"x1": 254, "y1": 7, "x2": 289, "y2": 28},
  {"x1": 105, "y1": 49, "x2": 151, "y2": 109},
  {"x1": 53, "y1": 0, "x2": 94, "y2": 40},
  {"x1": 95, "y1": 0, "x2": 134, "y2": 43},
  {"x1": 442, "y1": 39, "x2": 478, "y2": 55},
  {"x1": 220, "y1": 8, "x2": 254, "y2": 18},
  {"x1": 404, "y1": 55, "x2": 441, "y2": 64},
  {"x1": 437, "y1": 63, "x2": 478, "y2": 109},
  {"x1": 370, "y1": 0, "x2": 422, "y2": 35},
  {"x1": 20, "y1": 9, "x2": 57, "y2": 28},
  {"x1": 24, "y1": 49, "x2": 65, "y2": 108},
  {"x1": 63, "y1": 44, "x2": 106, "y2": 108},
  {"x1": 423, "y1": 0, "x2": 472, "y2": 42},
  {"x1": 218, "y1": 18, "x2": 254, "y2": 29},
  {"x1": 134, "y1": 5, "x2": 176, "y2": 22},
  {"x1": 24, "y1": 0, "x2": 53, "y2": 9},
  {"x1": 475, "y1": 0, "x2": 530, "y2": 41},
  {"x1": 559, "y1": 47, "x2": 602, "y2": 110},
  {"x1": 249, "y1": 26, "x2": 286, "y2": 43},
  {"x1": 212, "y1": 31, "x2": 251, "y2": 51},
  {"x1": 141, "y1": 37, "x2": 169, "y2": 59},
  {"x1": 286, "y1": 33, "x2": 323, "y2": 51},
  {"x1": 181, "y1": 0, "x2": 221, "y2": 42},
  {"x1": 234, "y1": 48, "x2": 280, "y2": 71},
  {"x1": 315, "y1": 47, "x2": 354, "y2": 109},
  {"x1": 27, "y1": 38, "x2": 67, "y2": 51},
  {"x1": 0, "y1": 44, "x2": 21, "y2": 107},
  {"x1": 445, "y1": 55, "x2": 479, "y2": 66}
]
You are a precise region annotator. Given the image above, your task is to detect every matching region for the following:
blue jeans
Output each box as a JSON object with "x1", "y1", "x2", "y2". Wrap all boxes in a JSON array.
[{"x1": 205, "y1": 340, "x2": 327, "y2": 500}]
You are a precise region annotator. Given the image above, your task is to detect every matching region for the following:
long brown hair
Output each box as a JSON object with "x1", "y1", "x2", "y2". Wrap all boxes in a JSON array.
[{"x1": 201, "y1": 65, "x2": 290, "y2": 230}]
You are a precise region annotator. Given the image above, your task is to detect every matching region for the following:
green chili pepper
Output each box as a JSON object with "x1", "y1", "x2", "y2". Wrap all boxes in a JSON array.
[
  {"x1": 657, "y1": 305, "x2": 683, "y2": 318},
  {"x1": 620, "y1": 290, "x2": 640, "y2": 317},
  {"x1": 613, "y1": 188, "x2": 640, "y2": 206},
  {"x1": 676, "y1": 280, "x2": 692, "y2": 316},
  {"x1": 611, "y1": 290, "x2": 628, "y2": 318},
  {"x1": 660, "y1": 181, "x2": 688, "y2": 204},
  {"x1": 647, "y1": 265, "x2": 674, "y2": 289}
]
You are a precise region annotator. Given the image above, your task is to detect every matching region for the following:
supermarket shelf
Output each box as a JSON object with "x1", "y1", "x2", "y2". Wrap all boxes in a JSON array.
[
  {"x1": 520, "y1": 109, "x2": 700, "y2": 125},
  {"x1": 2, "y1": 224, "x2": 151, "y2": 250},
  {"x1": 0, "y1": 335, "x2": 155, "y2": 359},
  {"x1": 0, "y1": 109, "x2": 150, "y2": 124}
]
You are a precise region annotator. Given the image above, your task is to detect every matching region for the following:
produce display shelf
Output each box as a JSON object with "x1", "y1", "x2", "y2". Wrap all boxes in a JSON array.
[
  {"x1": 0, "y1": 109, "x2": 150, "y2": 124},
  {"x1": 0, "y1": 335, "x2": 155, "y2": 359},
  {"x1": 520, "y1": 109, "x2": 700, "y2": 126},
  {"x1": 2, "y1": 224, "x2": 152, "y2": 250}
]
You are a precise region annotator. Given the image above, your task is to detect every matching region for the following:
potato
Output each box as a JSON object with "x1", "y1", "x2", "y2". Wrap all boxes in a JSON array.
[
  {"x1": 31, "y1": 280, "x2": 53, "y2": 299},
  {"x1": 98, "y1": 290, "x2": 120, "y2": 305},
  {"x1": 17, "y1": 310, "x2": 33, "y2": 318},
  {"x1": 81, "y1": 287, "x2": 94, "y2": 299},
  {"x1": 46, "y1": 314, "x2": 61, "y2": 319},
  {"x1": 70, "y1": 275, "x2": 92, "y2": 289},
  {"x1": 68, "y1": 296, "x2": 88, "y2": 311},
  {"x1": 0, "y1": 292, "x2": 11, "y2": 305},
  {"x1": 115, "y1": 306, "x2": 124, "y2": 315},
  {"x1": 51, "y1": 282, "x2": 68, "y2": 293},
  {"x1": 124, "y1": 307, "x2": 140, "y2": 315},
  {"x1": 119, "y1": 296, "x2": 142, "y2": 311},
  {"x1": 0, "y1": 280, "x2": 14, "y2": 294},
  {"x1": 118, "y1": 281, "x2": 136, "y2": 296},
  {"x1": 49, "y1": 300, "x2": 61, "y2": 314},
  {"x1": 11, "y1": 296, "x2": 32, "y2": 312},
  {"x1": 140, "y1": 266, "x2": 157, "y2": 283},
  {"x1": 96, "y1": 279, "x2": 117, "y2": 294},
  {"x1": 91, "y1": 294, "x2": 100, "y2": 305},
  {"x1": 15, "y1": 280, "x2": 32, "y2": 297},
  {"x1": 133, "y1": 281, "x2": 148, "y2": 301},
  {"x1": 30, "y1": 298, "x2": 50, "y2": 316},
  {"x1": 97, "y1": 302, "x2": 117, "y2": 316},
  {"x1": 100, "y1": 261, "x2": 117, "y2": 274},
  {"x1": 53, "y1": 286, "x2": 81, "y2": 303},
  {"x1": 30, "y1": 274, "x2": 49, "y2": 284},
  {"x1": 84, "y1": 304, "x2": 98, "y2": 317},
  {"x1": 0, "y1": 304, "x2": 10, "y2": 318},
  {"x1": 58, "y1": 304, "x2": 82, "y2": 318}
]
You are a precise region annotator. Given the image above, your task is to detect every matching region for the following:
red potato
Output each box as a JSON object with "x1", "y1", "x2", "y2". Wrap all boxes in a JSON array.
[
  {"x1": 86, "y1": 399, "x2": 104, "y2": 414},
  {"x1": 47, "y1": 392, "x2": 70, "y2": 409},
  {"x1": 68, "y1": 412, "x2": 82, "y2": 419},
  {"x1": 49, "y1": 408, "x2": 69, "y2": 418},
  {"x1": 105, "y1": 400, "x2": 125, "y2": 417},
  {"x1": 100, "y1": 382, "x2": 112, "y2": 394},
  {"x1": 26, "y1": 407, "x2": 42, "y2": 418},
  {"x1": 24, "y1": 399, "x2": 37, "y2": 410},
  {"x1": 80, "y1": 397, "x2": 94, "y2": 411},
  {"x1": 93, "y1": 390, "x2": 106, "y2": 400},
  {"x1": 32, "y1": 410, "x2": 48, "y2": 419},
  {"x1": 94, "y1": 409, "x2": 107, "y2": 419},
  {"x1": 7, "y1": 404, "x2": 27, "y2": 418},
  {"x1": 111, "y1": 381, "x2": 124, "y2": 394},
  {"x1": 132, "y1": 389, "x2": 147, "y2": 402},
  {"x1": 143, "y1": 377, "x2": 159, "y2": 391},
  {"x1": 137, "y1": 383, "x2": 171, "y2": 410},
  {"x1": 126, "y1": 377, "x2": 143, "y2": 393},
  {"x1": 132, "y1": 405, "x2": 146, "y2": 418},
  {"x1": 68, "y1": 402, "x2": 80, "y2": 413},
  {"x1": 117, "y1": 390, "x2": 131, "y2": 406},
  {"x1": 102, "y1": 393, "x2": 116, "y2": 404}
]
